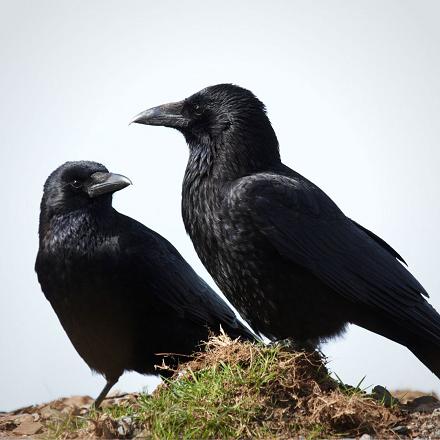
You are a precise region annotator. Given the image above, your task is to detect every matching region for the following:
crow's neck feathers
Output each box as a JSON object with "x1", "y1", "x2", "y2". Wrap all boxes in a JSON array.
[
  {"x1": 39, "y1": 205, "x2": 116, "y2": 257},
  {"x1": 182, "y1": 111, "x2": 280, "y2": 263},
  {"x1": 184, "y1": 106, "x2": 280, "y2": 181},
  {"x1": 183, "y1": 111, "x2": 280, "y2": 204}
]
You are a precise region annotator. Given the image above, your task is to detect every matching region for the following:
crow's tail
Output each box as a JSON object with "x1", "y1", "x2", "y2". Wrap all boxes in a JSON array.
[
  {"x1": 410, "y1": 343, "x2": 440, "y2": 379},
  {"x1": 353, "y1": 301, "x2": 440, "y2": 379},
  {"x1": 407, "y1": 301, "x2": 440, "y2": 379}
]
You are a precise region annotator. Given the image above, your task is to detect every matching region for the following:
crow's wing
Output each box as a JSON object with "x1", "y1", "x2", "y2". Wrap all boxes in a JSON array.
[
  {"x1": 349, "y1": 218, "x2": 407, "y2": 265},
  {"x1": 115, "y1": 214, "x2": 253, "y2": 338},
  {"x1": 229, "y1": 173, "x2": 439, "y2": 340}
]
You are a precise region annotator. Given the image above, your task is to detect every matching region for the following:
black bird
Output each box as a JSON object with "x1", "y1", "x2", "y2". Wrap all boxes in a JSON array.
[
  {"x1": 35, "y1": 160, "x2": 255, "y2": 407},
  {"x1": 132, "y1": 84, "x2": 440, "y2": 378}
]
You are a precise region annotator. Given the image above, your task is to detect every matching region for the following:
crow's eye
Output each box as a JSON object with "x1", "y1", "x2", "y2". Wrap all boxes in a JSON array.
[
  {"x1": 70, "y1": 180, "x2": 82, "y2": 189},
  {"x1": 193, "y1": 104, "x2": 203, "y2": 116}
]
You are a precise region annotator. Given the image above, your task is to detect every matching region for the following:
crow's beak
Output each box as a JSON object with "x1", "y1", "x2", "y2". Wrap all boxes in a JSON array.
[
  {"x1": 85, "y1": 172, "x2": 132, "y2": 198},
  {"x1": 130, "y1": 100, "x2": 188, "y2": 129}
]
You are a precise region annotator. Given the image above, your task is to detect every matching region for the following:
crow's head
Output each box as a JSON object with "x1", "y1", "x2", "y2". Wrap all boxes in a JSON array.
[
  {"x1": 132, "y1": 84, "x2": 280, "y2": 173},
  {"x1": 40, "y1": 161, "x2": 132, "y2": 217}
]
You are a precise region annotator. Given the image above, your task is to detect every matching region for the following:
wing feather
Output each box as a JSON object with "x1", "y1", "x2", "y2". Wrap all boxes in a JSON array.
[{"x1": 230, "y1": 173, "x2": 434, "y2": 338}]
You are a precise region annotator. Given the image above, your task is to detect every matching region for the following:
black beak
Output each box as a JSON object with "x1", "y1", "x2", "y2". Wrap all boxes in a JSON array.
[
  {"x1": 130, "y1": 100, "x2": 188, "y2": 129},
  {"x1": 85, "y1": 172, "x2": 132, "y2": 198}
]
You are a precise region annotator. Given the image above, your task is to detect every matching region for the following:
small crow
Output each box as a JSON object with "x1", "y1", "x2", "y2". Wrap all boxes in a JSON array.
[
  {"x1": 35, "y1": 161, "x2": 255, "y2": 407},
  {"x1": 132, "y1": 84, "x2": 440, "y2": 378}
]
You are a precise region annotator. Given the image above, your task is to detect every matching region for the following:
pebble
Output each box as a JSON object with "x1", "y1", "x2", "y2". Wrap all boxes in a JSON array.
[
  {"x1": 39, "y1": 405, "x2": 61, "y2": 419},
  {"x1": 371, "y1": 385, "x2": 395, "y2": 407},
  {"x1": 13, "y1": 420, "x2": 43, "y2": 436},
  {"x1": 392, "y1": 425, "x2": 409, "y2": 435}
]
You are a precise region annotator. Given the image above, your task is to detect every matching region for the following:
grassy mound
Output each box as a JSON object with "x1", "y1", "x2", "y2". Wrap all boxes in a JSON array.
[
  {"x1": 132, "y1": 335, "x2": 401, "y2": 439},
  {"x1": 39, "y1": 335, "x2": 401, "y2": 439}
]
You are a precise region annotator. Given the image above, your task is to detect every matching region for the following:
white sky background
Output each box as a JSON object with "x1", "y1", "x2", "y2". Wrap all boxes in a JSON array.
[{"x1": 1, "y1": 0, "x2": 439, "y2": 411}]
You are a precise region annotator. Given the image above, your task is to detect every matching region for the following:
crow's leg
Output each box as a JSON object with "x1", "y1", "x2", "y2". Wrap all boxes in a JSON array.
[{"x1": 93, "y1": 377, "x2": 119, "y2": 409}]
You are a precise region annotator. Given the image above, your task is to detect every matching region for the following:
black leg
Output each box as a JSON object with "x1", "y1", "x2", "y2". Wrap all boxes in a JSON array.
[{"x1": 93, "y1": 377, "x2": 118, "y2": 409}]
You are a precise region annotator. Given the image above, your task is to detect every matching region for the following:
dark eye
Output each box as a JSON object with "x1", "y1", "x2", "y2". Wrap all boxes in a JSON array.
[
  {"x1": 70, "y1": 179, "x2": 82, "y2": 189},
  {"x1": 193, "y1": 104, "x2": 203, "y2": 116}
]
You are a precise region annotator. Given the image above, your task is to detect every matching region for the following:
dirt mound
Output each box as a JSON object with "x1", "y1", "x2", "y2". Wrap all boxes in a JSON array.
[{"x1": 176, "y1": 335, "x2": 401, "y2": 437}]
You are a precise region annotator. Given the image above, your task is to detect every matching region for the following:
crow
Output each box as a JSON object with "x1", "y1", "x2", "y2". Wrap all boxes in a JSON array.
[
  {"x1": 35, "y1": 160, "x2": 255, "y2": 407},
  {"x1": 132, "y1": 83, "x2": 440, "y2": 378}
]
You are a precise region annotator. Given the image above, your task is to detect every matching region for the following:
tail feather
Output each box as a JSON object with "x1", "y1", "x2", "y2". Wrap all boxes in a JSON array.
[
  {"x1": 353, "y1": 302, "x2": 440, "y2": 379},
  {"x1": 410, "y1": 344, "x2": 440, "y2": 379}
]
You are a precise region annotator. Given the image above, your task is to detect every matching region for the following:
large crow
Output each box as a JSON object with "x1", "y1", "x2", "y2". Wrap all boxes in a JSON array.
[
  {"x1": 132, "y1": 84, "x2": 440, "y2": 377},
  {"x1": 35, "y1": 161, "x2": 255, "y2": 407}
]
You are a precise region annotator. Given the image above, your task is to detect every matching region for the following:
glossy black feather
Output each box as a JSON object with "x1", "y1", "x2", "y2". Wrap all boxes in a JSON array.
[{"x1": 349, "y1": 219, "x2": 407, "y2": 265}]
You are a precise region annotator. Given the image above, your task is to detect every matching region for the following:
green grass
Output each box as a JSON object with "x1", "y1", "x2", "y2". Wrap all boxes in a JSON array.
[
  {"x1": 135, "y1": 346, "x2": 282, "y2": 439},
  {"x1": 333, "y1": 372, "x2": 369, "y2": 395},
  {"x1": 99, "y1": 403, "x2": 136, "y2": 419}
]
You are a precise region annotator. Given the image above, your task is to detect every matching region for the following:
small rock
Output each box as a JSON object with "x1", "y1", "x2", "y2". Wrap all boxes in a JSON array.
[
  {"x1": 372, "y1": 385, "x2": 396, "y2": 407},
  {"x1": 0, "y1": 414, "x2": 20, "y2": 425},
  {"x1": 13, "y1": 420, "x2": 43, "y2": 436},
  {"x1": 407, "y1": 395, "x2": 440, "y2": 413},
  {"x1": 40, "y1": 405, "x2": 61, "y2": 420},
  {"x1": 116, "y1": 416, "x2": 134, "y2": 437},
  {"x1": 117, "y1": 424, "x2": 128, "y2": 436},
  {"x1": 392, "y1": 425, "x2": 409, "y2": 435},
  {"x1": 11, "y1": 413, "x2": 34, "y2": 424},
  {"x1": 62, "y1": 395, "x2": 93, "y2": 407}
]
